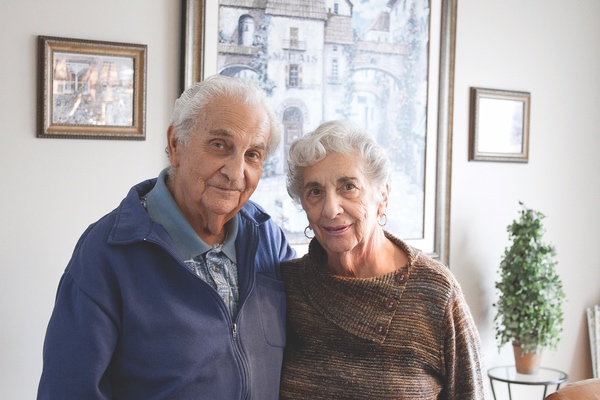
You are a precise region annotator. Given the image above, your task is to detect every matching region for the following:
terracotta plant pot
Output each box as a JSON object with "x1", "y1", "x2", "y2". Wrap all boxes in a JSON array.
[{"x1": 513, "y1": 341, "x2": 542, "y2": 374}]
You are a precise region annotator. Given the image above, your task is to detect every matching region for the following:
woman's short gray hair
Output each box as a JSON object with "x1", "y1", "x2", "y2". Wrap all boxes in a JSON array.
[
  {"x1": 286, "y1": 120, "x2": 392, "y2": 205},
  {"x1": 170, "y1": 74, "x2": 281, "y2": 156}
]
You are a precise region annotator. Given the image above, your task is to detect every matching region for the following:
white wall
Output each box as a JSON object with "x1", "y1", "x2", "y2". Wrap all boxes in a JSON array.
[
  {"x1": 452, "y1": 0, "x2": 600, "y2": 398},
  {"x1": 1, "y1": 0, "x2": 599, "y2": 399}
]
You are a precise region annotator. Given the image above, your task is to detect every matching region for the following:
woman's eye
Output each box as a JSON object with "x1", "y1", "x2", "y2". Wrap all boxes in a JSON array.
[
  {"x1": 343, "y1": 183, "x2": 356, "y2": 190},
  {"x1": 308, "y1": 188, "x2": 322, "y2": 196}
]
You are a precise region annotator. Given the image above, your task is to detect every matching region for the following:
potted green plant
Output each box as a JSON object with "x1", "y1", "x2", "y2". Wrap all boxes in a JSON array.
[{"x1": 493, "y1": 202, "x2": 565, "y2": 374}]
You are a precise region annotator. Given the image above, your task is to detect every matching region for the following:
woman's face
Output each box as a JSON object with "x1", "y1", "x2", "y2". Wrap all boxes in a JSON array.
[{"x1": 301, "y1": 152, "x2": 385, "y2": 256}]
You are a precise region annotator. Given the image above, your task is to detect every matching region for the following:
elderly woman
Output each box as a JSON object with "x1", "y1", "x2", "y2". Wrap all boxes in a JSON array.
[{"x1": 279, "y1": 120, "x2": 486, "y2": 399}]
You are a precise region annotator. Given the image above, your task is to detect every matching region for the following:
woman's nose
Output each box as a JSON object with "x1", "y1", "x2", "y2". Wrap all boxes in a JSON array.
[{"x1": 322, "y1": 192, "x2": 343, "y2": 219}]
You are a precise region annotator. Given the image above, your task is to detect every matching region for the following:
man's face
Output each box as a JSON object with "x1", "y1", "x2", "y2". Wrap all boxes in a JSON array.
[{"x1": 167, "y1": 96, "x2": 271, "y2": 229}]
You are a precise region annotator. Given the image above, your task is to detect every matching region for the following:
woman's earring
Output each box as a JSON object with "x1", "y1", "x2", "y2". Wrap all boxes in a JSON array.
[
  {"x1": 378, "y1": 213, "x2": 387, "y2": 227},
  {"x1": 304, "y1": 226, "x2": 314, "y2": 239}
]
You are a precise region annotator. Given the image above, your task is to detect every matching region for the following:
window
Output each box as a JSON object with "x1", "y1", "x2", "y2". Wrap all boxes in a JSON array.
[
  {"x1": 289, "y1": 64, "x2": 299, "y2": 87},
  {"x1": 238, "y1": 16, "x2": 255, "y2": 46},
  {"x1": 290, "y1": 27, "x2": 299, "y2": 48},
  {"x1": 283, "y1": 107, "x2": 304, "y2": 167},
  {"x1": 286, "y1": 64, "x2": 303, "y2": 88},
  {"x1": 334, "y1": 3, "x2": 339, "y2": 14},
  {"x1": 331, "y1": 58, "x2": 339, "y2": 81}
]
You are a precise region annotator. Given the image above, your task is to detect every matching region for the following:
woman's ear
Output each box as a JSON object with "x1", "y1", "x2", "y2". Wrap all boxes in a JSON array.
[{"x1": 381, "y1": 184, "x2": 390, "y2": 209}]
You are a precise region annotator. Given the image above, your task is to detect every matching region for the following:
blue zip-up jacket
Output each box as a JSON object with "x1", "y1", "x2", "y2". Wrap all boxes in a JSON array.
[{"x1": 38, "y1": 178, "x2": 296, "y2": 399}]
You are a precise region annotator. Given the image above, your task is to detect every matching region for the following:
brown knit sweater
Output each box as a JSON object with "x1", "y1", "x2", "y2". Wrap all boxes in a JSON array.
[{"x1": 279, "y1": 233, "x2": 486, "y2": 399}]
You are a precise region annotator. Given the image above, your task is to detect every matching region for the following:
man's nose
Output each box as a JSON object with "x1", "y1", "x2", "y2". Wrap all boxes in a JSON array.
[{"x1": 221, "y1": 154, "x2": 245, "y2": 182}]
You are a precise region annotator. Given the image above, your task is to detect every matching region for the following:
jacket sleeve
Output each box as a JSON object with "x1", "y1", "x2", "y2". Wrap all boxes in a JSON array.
[
  {"x1": 443, "y1": 283, "x2": 488, "y2": 400},
  {"x1": 277, "y1": 225, "x2": 297, "y2": 264},
  {"x1": 37, "y1": 272, "x2": 118, "y2": 400}
]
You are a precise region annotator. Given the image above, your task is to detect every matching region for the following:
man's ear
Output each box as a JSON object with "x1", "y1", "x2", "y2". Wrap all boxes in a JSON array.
[{"x1": 166, "y1": 125, "x2": 180, "y2": 168}]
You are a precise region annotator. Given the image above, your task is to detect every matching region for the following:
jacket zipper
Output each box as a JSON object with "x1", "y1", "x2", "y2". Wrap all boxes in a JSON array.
[
  {"x1": 145, "y1": 229, "x2": 255, "y2": 399},
  {"x1": 231, "y1": 224, "x2": 259, "y2": 400},
  {"x1": 232, "y1": 323, "x2": 251, "y2": 399}
]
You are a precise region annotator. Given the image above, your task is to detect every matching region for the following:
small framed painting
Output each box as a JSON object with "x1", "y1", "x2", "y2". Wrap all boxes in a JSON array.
[
  {"x1": 37, "y1": 36, "x2": 147, "y2": 140},
  {"x1": 469, "y1": 87, "x2": 530, "y2": 162}
]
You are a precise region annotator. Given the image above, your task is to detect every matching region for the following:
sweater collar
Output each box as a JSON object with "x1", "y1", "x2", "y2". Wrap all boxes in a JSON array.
[{"x1": 301, "y1": 232, "x2": 420, "y2": 344}]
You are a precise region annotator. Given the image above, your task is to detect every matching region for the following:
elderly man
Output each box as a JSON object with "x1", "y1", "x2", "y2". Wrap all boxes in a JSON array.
[{"x1": 38, "y1": 75, "x2": 296, "y2": 399}]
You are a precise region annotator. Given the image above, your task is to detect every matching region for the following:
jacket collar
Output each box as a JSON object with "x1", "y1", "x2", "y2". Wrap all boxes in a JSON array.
[{"x1": 108, "y1": 178, "x2": 272, "y2": 246}]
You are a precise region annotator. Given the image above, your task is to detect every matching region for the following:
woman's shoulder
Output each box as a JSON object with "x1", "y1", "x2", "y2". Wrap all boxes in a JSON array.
[
  {"x1": 405, "y1": 254, "x2": 469, "y2": 315},
  {"x1": 385, "y1": 232, "x2": 453, "y2": 279},
  {"x1": 413, "y1": 250, "x2": 451, "y2": 272},
  {"x1": 281, "y1": 255, "x2": 309, "y2": 276},
  {"x1": 280, "y1": 255, "x2": 315, "y2": 296}
]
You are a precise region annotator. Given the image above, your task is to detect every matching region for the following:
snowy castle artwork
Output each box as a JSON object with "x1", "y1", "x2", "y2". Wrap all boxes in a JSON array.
[{"x1": 217, "y1": 0, "x2": 430, "y2": 244}]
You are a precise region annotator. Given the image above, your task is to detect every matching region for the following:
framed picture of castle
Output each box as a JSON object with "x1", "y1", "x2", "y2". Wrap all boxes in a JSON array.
[
  {"x1": 182, "y1": 0, "x2": 456, "y2": 263},
  {"x1": 38, "y1": 36, "x2": 147, "y2": 140}
]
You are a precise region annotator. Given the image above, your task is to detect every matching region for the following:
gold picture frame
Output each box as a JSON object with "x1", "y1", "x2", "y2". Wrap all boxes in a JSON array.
[
  {"x1": 181, "y1": 0, "x2": 457, "y2": 263},
  {"x1": 38, "y1": 36, "x2": 147, "y2": 140}
]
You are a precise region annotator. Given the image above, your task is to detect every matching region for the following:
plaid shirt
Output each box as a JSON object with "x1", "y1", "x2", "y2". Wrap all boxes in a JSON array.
[{"x1": 183, "y1": 245, "x2": 239, "y2": 318}]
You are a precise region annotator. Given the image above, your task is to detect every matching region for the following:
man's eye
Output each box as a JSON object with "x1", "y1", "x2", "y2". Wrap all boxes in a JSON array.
[{"x1": 212, "y1": 142, "x2": 225, "y2": 149}]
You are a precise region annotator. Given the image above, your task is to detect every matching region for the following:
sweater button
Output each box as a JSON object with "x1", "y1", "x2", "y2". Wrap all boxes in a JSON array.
[
  {"x1": 374, "y1": 323, "x2": 387, "y2": 335},
  {"x1": 395, "y1": 272, "x2": 407, "y2": 284},
  {"x1": 384, "y1": 298, "x2": 398, "y2": 311}
]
